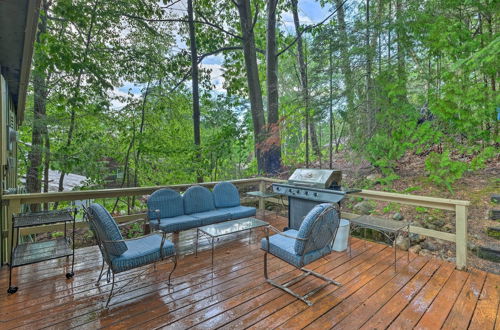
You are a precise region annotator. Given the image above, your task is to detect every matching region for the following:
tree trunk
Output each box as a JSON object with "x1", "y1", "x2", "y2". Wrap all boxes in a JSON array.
[
  {"x1": 26, "y1": 0, "x2": 49, "y2": 197},
  {"x1": 133, "y1": 81, "x2": 150, "y2": 191},
  {"x1": 188, "y1": 0, "x2": 203, "y2": 182},
  {"x1": 334, "y1": 0, "x2": 355, "y2": 133},
  {"x1": 236, "y1": 0, "x2": 265, "y2": 173},
  {"x1": 365, "y1": 0, "x2": 374, "y2": 135},
  {"x1": 329, "y1": 38, "x2": 334, "y2": 169},
  {"x1": 395, "y1": 0, "x2": 408, "y2": 102},
  {"x1": 43, "y1": 130, "x2": 50, "y2": 210},
  {"x1": 264, "y1": 0, "x2": 281, "y2": 174},
  {"x1": 57, "y1": 0, "x2": 100, "y2": 193},
  {"x1": 291, "y1": 0, "x2": 320, "y2": 165}
]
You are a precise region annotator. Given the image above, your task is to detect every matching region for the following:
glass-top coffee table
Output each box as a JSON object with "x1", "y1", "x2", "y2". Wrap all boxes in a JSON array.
[{"x1": 195, "y1": 217, "x2": 269, "y2": 267}]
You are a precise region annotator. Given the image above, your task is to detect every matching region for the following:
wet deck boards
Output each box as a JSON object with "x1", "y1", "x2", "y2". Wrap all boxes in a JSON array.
[{"x1": 0, "y1": 214, "x2": 498, "y2": 329}]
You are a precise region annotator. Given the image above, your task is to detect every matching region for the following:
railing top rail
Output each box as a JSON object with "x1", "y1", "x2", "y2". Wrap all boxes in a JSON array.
[
  {"x1": 2, "y1": 176, "x2": 470, "y2": 208},
  {"x1": 259, "y1": 177, "x2": 470, "y2": 208},
  {"x1": 1, "y1": 177, "x2": 263, "y2": 204}
]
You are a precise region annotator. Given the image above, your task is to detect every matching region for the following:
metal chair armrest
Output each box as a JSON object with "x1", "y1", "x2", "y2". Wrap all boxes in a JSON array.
[{"x1": 102, "y1": 233, "x2": 160, "y2": 244}]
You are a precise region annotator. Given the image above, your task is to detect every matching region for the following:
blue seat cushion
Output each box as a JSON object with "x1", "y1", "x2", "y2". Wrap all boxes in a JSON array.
[
  {"x1": 261, "y1": 229, "x2": 332, "y2": 268},
  {"x1": 151, "y1": 214, "x2": 201, "y2": 233},
  {"x1": 183, "y1": 186, "x2": 216, "y2": 214},
  {"x1": 147, "y1": 188, "x2": 184, "y2": 220},
  {"x1": 110, "y1": 234, "x2": 175, "y2": 273},
  {"x1": 194, "y1": 209, "x2": 232, "y2": 225},
  {"x1": 89, "y1": 203, "x2": 127, "y2": 256},
  {"x1": 213, "y1": 182, "x2": 241, "y2": 208},
  {"x1": 220, "y1": 206, "x2": 256, "y2": 219}
]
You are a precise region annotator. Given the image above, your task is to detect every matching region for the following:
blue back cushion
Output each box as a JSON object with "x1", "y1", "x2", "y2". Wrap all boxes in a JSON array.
[
  {"x1": 183, "y1": 186, "x2": 216, "y2": 214},
  {"x1": 294, "y1": 203, "x2": 340, "y2": 255},
  {"x1": 213, "y1": 182, "x2": 241, "y2": 208},
  {"x1": 88, "y1": 203, "x2": 127, "y2": 256},
  {"x1": 147, "y1": 188, "x2": 184, "y2": 219}
]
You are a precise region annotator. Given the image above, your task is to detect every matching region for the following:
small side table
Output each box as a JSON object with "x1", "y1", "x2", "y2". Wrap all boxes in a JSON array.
[
  {"x1": 348, "y1": 215, "x2": 410, "y2": 271},
  {"x1": 246, "y1": 191, "x2": 281, "y2": 219},
  {"x1": 8, "y1": 209, "x2": 77, "y2": 294}
]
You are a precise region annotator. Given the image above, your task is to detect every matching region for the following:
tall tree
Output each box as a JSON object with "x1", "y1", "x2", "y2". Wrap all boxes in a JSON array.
[
  {"x1": 264, "y1": 0, "x2": 281, "y2": 174},
  {"x1": 291, "y1": 0, "x2": 321, "y2": 166},
  {"x1": 187, "y1": 0, "x2": 203, "y2": 182},
  {"x1": 26, "y1": 0, "x2": 50, "y2": 196},
  {"x1": 235, "y1": 0, "x2": 266, "y2": 173}
]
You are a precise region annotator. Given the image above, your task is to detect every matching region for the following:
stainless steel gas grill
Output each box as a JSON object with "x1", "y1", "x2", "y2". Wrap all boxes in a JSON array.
[{"x1": 272, "y1": 168, "x2": 358, "y2": 230}]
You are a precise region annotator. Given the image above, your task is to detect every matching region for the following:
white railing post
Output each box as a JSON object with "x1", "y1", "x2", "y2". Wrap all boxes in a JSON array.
[
  {"x1": 455, "y1": 205, "x2": 468, "y2": 270},
  {"x1": 259, "y1": 179, "x2": 265, "y2": 211}
]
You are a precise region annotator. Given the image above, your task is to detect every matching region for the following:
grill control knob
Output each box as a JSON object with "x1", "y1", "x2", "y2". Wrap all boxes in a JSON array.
[
  {"x1": 276, "y1": 187, "x2": 280, "y2": 191},
  {"x1": 304, "y1": 191, "x2": 309, "y2": 195},
  {"x1": 296, "y1": 189, "x2": 300, "y2": 193},
  {"x1": 313, "y1": 192, "x2": 318, "y2": 197},
  {"x1": 289, "y1": 189, "x2": 293, "y2": 193}
]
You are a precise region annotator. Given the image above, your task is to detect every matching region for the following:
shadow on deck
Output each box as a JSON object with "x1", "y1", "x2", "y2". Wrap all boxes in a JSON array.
[{"x1": 0, "y1": 214, "x2": 498, "y2": 329}]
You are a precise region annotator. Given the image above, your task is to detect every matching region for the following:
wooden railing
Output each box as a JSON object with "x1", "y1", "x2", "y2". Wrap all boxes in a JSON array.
[{"x1": 1, "y1": 177, "x2": 470, "y2": 269}]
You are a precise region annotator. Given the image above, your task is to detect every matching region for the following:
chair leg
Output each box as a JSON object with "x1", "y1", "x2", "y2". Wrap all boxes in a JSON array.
[
  {"x1": 263, "y1": 254, "x2": 340, "y2": 307},
  {"x1": 267, "y1": 278, "x2": 314, "y2": 306},
  {"x1": 105, "y1": 272, "x2": 115, "y2": 308},
  {"x1": 301, "y1": 267, "x2": 342, "y2": 287},
  {"x1": 168, "y1": 255, "x2": 177, "y2": 286},
  {"x1": 96, "y1": 259, "x2": 105, "y2": 285}
]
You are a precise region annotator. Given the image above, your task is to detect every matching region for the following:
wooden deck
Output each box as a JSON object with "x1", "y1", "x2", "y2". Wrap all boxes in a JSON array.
[{"x1": 0, "y1": 214, "x2": 498, "y2": 329}]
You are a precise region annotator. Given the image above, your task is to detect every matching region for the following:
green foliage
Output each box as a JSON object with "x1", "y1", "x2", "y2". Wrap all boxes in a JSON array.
[
  {"x1": 19, "y1": 0, "x2": 498, "y2": 197},
  {"x1": 383, "y1": 202, "x2": 400, "y2": 214},
  {"x1": 425, "y1": 151, "x2": 467, "y2": 191},
  {"x1": 403, "y1": 186, "x2": 421, "y2": 193},
  {"x1": 51, "y1": 231, "x2": 64, "y2": 238},
  {"x1": 415, "y1": 206, "x2": 428, "y2": 213},
  {"x1": 470, "y1": 147, "x2": 497, "y2": 171},
  {"x1": 126, "y1": 222, "x2": 143, "y2": 239}
]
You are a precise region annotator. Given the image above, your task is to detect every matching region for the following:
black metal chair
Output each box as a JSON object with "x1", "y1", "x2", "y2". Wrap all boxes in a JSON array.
[
  {"x1": 261, "y1": 203, "x2": 342, "y2": 306},
  {"x1": 83, "y1": 203, "x2": 177, "y2": 308}
]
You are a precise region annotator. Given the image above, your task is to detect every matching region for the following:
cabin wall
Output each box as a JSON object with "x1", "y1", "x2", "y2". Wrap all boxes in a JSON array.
[{"x1": 0, "y1": 70, "x2": 19, "y2": 265}]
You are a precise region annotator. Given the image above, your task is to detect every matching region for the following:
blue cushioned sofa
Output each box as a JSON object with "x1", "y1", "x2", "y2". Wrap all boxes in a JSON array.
[{"x1": 147, "y1": 182, "x2": 256, "y2": 233}]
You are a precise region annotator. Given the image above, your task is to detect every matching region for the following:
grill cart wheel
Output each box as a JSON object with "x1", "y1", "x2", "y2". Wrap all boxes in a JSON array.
[{"x1": 7, "y1": 286, "x2": 18, "y2": 294}]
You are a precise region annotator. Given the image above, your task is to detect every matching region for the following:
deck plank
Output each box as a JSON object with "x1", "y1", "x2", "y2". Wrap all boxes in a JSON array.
[
  {"x1": 0, "y1": 214, "x2": 498, "y2": 330},
  {"x1": 469, "y1": 272, "x2": 500, "y2": 330},
  {"x1": 331, "y1": 258, "x2": 442, "y2": 329},
  {"x1": 203, "y1": 241, "x2": 378, "y2": 329},
  {"x1": 216, "y1": 240, "x2": 374, "y2": 330},
  {"x1": 414, "y1": 267, "x2": 471, "y2": 330},
  {"x1": 247, "y1": 244, "x2": 395, "y2": 329},
  {"x1": 378, "y1": 262, "x2": 455, "y2": 329},
  {"x1": 307, "y1": 255, "x2": 429, "y2": 329},
  {"x1": 442, "y1": 269, "x2": 487, "y2": 329}
]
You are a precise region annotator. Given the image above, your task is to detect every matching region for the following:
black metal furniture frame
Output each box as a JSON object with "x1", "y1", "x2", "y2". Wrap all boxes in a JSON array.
[
  {"x1": 349, "y1": 215, "x2": 410, "y2": 271},
  {"x1": 8, "y1": 209, "x2": 77, "y2": 294},
  {"x1": 82, "y1": 206, "x2": 177, "y2": 308},
  {"x1": 263, "y1": 204, "x2": 342, "y2": 306}
]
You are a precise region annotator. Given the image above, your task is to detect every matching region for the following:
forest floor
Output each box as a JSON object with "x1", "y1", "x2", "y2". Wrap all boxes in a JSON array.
[{"x1": 279, "y1": 150, "x2": 499, "y2": 274}]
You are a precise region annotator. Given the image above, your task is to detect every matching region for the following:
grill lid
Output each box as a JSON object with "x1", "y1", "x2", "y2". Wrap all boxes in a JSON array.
[{"x1": 288, "y1": 168, "x2": 342, "y2": 189}]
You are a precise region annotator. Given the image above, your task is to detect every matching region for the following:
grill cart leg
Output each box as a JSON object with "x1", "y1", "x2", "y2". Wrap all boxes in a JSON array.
[
  {"x1": 7, "y1": 225, "x2": 18, "y2": 294},
  {"x1": 66, "y1": 208, "x2": 77, "y2": 279}
]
